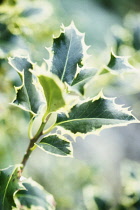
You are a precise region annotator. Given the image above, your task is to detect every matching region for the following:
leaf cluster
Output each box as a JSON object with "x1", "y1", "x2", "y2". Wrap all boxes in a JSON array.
[
  {"x1": 8, "y1": 23, "x2": 138, "y2": 158},
  {"x1": 0, "y1": 23, "x2": 139, "y2": 209}
]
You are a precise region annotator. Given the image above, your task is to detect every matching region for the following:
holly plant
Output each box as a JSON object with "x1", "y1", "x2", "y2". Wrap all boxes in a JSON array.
[{"x1": 0, "y1": 23, "x2": 138, "y2": 209}]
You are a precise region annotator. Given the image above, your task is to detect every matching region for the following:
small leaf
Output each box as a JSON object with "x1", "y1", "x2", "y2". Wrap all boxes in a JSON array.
[
  {"x1": 71, "y1": 68, "x2": 97, "y2": 94},
  {"x1": 38, "y1": 73, "x2": 65, "y2": 114},
  {"x1": 0, "y1": 165, "x2": 24, "y2": 210},
  {"x1": 9, "y1": 57, "x2": 42, "y2": 115},
  {"x1": 49, "y1": 22, "x2": 88, "y2": 85},
  {"x1": 14, "y1": 178, "x2": 55, "y2": 210},
  {"x1": 106, "y1": 52, "x2": 136, "y2": 72},
  {"x1": 36, "y1": 134, "x2": 73, "y2": 157},
  {"x1": 56, "y1": 93, "x2": 138, "y2": 135}
]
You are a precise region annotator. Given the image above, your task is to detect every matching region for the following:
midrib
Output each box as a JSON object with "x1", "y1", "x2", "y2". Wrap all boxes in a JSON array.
[
  {"x1": 2, "y1": 168, "x2": 15, "y2": 209},
  {"x1": 61, "y1": 32, "x2": 72, "y2": 81},
  {"x1": 57, "y1": 118, "x2": 129, "y2": 125}
]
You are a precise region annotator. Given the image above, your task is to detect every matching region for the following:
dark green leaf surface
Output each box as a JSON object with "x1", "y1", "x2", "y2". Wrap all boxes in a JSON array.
[
  {"x1": 106, "y1": 52, "x2": 135, "y2": 72},
  {"x1": 36, "y1": 134, "x2": 72, "y2": 157},
  {"x1": 38, "y1": 74, "x2": 65, "y2": 114},
  {"x1": 72, "y1": 68, "x2": 97, "y2": 94},
  {"x1": 56, "y1": 94, "x2": 137, "y2": 135},
  {"x1": 0, "y1": 165, "x2": 24, "y2": 210},
  {"x1": 9, "y1": 57, "x2": 42, "y2": 115},
  {"x1": 14, "y1": 178, "x2": 55, "y2": 210},
  {"x1": 50, "y1": 22, "x2": 87, "y2": 85}
]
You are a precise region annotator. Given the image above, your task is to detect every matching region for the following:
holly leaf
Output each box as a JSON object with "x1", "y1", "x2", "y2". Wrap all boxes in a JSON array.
[
  {"x1": 37, "y1": 73, "x2": 65, "y2": 114},
  {"x1": 36, "y1": 134, "x2": 73, "y2": 157},
  {"x1": 0, "y1": 165, "x2": 24, "y2": 210},
  {"x1": 14, "y1": 178, "x2": 55, "y2": 210},
  {"x1": 71, "y1": 67, "x2": 97, "y2": 94},
  {"x1": 9, "y1": 57, "x2": 42, "y2": 115},
  {"x1": 56, "y1": 93, "x2": 138, "y2": 136},
  {"x1": 104, "y1": 52, "x2": 136, "y2": 73},
  {"x1": 85, "y1": 52, "x2": 139, "y2": 98},
  {"x1": 49, "y1": 22, "x2": 88, "y2": 85}
]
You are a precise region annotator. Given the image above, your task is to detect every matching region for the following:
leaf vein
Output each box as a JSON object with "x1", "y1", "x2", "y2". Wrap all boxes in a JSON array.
[{"x1": 61, "y1": 31, "x2": 72, "y2": 81}]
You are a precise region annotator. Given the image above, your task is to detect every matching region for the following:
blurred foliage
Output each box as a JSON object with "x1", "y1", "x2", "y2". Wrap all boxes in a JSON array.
[
  {"x1": 111, "y1": 14, "x2": 140, "y2": 67},
  {"x1": 97, "y1": 0, "x2": 140, "y2": 16},
  {"x1": 91, "y1": 161, "x2": 140, "y2": 210},
  {"x1": 0, "y1": 0, "x2": 140, "y2": 209}
]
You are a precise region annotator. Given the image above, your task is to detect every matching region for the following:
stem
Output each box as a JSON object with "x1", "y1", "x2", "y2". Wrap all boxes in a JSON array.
[
  {"x1": 21, "y1": 113, "x2": 51, "y2": 171},
  {"x1": 28, "y1": 116, "x2": 35, "y2": 139}
]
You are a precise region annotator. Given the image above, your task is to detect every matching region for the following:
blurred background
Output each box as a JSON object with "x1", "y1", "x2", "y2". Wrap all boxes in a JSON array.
[{"x1": 0, "y1": 0, "x2": 140, "y2": 209}]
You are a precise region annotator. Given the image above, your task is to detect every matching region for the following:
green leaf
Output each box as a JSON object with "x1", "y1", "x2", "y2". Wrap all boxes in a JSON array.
[
  {"x1": 36, "y1": 134, "x2": 73, "y2": 157},
  {"x1": 84, "y1": 52, "x2": 139, "y2": 98},
  {"x1": 0, "y1": 165, "x2": 24, "y2": 210},
  {"x1": 105, "y1": 52, "x2": 136, "y2": 73},
  {"x1": 56, "y1": 93, "x2": 137, "y2": 135},
  {"x1": 14, "y1": 178, "x2": 55, "y2": 210},
  {"x1": 9, "y1": 57, "x2": 42, "y2": 115},
  {"x1": 38, "y1": 73, "x2": 65, "y2": 114},
  {"x1": 71, "y1": 68, "x2": 97, "y2": 94},
  {"x1": 49, "y1": 22, "x2": 88, "y2": 85}
]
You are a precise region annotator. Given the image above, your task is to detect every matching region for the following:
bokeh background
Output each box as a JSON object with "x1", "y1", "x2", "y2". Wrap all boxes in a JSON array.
[{"x1": 0, "y1": 0, "x2": 140, "y2": 209}]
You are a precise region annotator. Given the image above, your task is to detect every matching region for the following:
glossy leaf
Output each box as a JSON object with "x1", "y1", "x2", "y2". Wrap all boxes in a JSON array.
[
  {"x1": 9, "y1": 57, "x2": 42, "y2": 115},
  {"x1": 0, "y1": 165, "x2": 24, "y2": 210},
  {"x1": 85, "y1": 52, "x2": 139, "y2": 98},
  {"x1": 14, "y1": 178, "x2": 55, "y2": 210},
  {"x1": 36, "y1": 134, "x2": 72, "y2": 157},
  {"x1": 38, "y1": 73, "x2": 65, "y2": 114},
  {"x1": 105, "y1": 52, "x2": 136, "y2": 72},
  {"x1": 56, "y1": 93, "x2": 137, "y2": 135},
  {"x1": 71, "y1": 68, "x2": 97, "y2": 94},
  {"x1": 49, "y1": 22, "x2": 88, "y2": 85}
]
